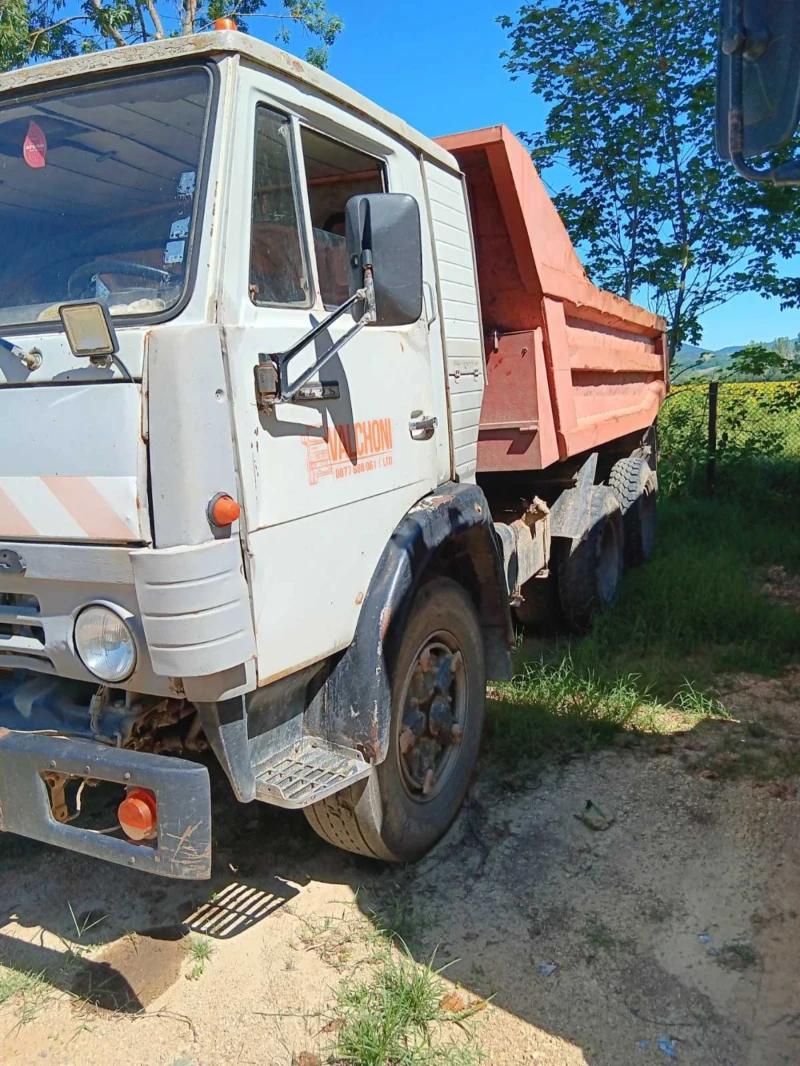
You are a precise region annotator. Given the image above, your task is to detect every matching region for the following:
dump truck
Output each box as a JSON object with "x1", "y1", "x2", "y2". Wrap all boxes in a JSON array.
[{"x1": 0, "y1": 31, "x2": 666, "y2": 878}]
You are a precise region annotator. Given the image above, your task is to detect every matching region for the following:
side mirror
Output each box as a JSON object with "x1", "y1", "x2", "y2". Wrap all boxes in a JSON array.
[
  {"x1": 717, "y1": 0, "x2": 800, "y2": 183},
  {"x1": 345, "y1": 193, "x2": 423, "y2": 326}
]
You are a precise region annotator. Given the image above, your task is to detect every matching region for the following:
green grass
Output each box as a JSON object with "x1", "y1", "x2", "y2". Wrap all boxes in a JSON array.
[
  {"x1": 575, "y1": 496, "x2": 800, "y2": 690},
  {"x1": 185, "y1": 935, "x2": 214, "y2": 979},
  {"x1": 332, "y1": 951, "x2": 483, "y2": 1066},
  {"x1": 486, "y1": 653, "x2": 727, "y2": 770},
  {"x1": 583, "y1": 916, "x2": 619, "y2": 953},
  {"x1": 487, "y1": 448, "x2": 800, "y2": 771},
  {"x1": 0, "y1": 965, "x2": 52, "y2": 1024}
]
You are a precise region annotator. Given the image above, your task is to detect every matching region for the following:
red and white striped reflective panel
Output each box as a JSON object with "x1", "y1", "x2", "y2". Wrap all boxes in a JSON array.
[{"x1": 0, "y1": 476, "x2": 141, "y2": 542}]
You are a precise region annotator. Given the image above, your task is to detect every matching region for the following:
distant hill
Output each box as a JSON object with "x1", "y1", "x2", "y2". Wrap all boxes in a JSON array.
[{"x1": 673, "y1": 338, "x2": 797, "y2": 380}]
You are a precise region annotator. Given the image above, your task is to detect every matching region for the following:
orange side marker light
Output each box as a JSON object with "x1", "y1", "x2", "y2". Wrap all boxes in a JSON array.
[
  {"x1": 209, "y1": 493, "x2": 241, "y2": 527},
  {"x1": 118, "y1": 787, "x2": 158, "y2": 841}
]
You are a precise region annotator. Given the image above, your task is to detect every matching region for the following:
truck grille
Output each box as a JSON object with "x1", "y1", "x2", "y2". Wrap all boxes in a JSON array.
[{"x1": 0, "y1": 592, "x2": 52, "y2": 670}]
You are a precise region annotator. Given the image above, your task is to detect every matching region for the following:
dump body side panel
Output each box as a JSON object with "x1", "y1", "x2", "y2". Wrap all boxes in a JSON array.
[{"x1": 435, "y1": 126, "x2": 668, "y2": 473}]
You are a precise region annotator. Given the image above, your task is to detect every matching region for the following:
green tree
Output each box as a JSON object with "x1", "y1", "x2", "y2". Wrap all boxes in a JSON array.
[
  {"x1": 498, "y1": 0, "x2": 800, "y2": 360},
  {"x1": 0, "y1": 0, "x2": 342, "y2": 71},
  {"x1": 727, "y1": 343, "x2": 793, "y2": 381}
]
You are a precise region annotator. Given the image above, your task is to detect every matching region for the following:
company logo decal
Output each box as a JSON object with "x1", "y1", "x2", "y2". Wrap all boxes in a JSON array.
[{"x1": 303, "y1": 417, "x2": 394, "y2": 485}]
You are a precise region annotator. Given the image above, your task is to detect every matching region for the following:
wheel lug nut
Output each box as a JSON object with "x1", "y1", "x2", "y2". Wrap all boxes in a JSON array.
[{"x1": 450, "y1": 723, "x2": 464, "y2": 744}]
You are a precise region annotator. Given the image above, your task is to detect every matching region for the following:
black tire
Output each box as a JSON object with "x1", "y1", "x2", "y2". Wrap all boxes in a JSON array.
[
  {"x1": 557, "y1": 487, "x2": 624, "y2": 633},
  {"x1": 609, "y1": 456, "x2": 658, "y2": 565},
  {"x1": 303, "y1": 578, "x2": 486, "y2": 861}
]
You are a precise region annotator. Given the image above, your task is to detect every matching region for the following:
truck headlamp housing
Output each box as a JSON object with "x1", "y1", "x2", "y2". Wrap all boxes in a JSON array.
[{"x1": 74, "y1": 604, "x2": 137, "y2": 683}]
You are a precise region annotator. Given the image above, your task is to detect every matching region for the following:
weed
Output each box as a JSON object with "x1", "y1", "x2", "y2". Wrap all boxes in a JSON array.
[
  {"x1": 583, "y1": 916, "x2": 617, "y2": 952},
  {"x1": 717, "y1": 942, "x2": 757, "y2": 970},
  {"x1": 297, "y1": 912, "x2": 364, "y2": 970},
  {"x1": 332, "y1": 950, "x2": 483, "y2": 1066},
  {"x1": 67, "y1": 902, "x2": 107, "y2": 942},
  {"x1": 0, "y1": 965, "x2": 52, "y2": 1024},
  {"x1": 184, "y1": 935, "x2": 214, "y2": 979},
  {"x1": 368, "y1": 885, "x2": 423, "y2": 950},
  {"x1": 187, "y1": 936, "x2": 213, "y2": 964}
]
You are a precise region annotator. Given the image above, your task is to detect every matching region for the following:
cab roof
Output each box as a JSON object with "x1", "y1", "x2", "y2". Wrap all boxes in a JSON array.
[{"x1": 0, "y1": 31, "x2": 460, "y2": 173}]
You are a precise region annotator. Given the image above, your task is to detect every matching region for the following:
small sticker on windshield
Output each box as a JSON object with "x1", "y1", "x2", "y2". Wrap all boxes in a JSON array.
[
  {"x1": 23, "y1": 121, "x2": 47, "y2": 169},
  {"x1": 170, "y1": 216, "x2": 190, "y2": 240},
  {"x1": 176, "y1": 171, "x2": 196, "y2": 198},
  {"x1": 163, "y1": 240, "x2": 185, "y2": 265}
]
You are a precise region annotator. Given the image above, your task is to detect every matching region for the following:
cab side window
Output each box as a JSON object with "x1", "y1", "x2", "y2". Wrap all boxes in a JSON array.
[
  {"x1": 250, "y1": 107, "x2": 309, "y2": 306},
  {"x1": 299, "y1": 128, "x2": 384, "y2": 308}
]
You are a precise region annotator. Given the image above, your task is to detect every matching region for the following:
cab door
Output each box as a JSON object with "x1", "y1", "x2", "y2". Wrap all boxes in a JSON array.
[{"x1": 219, "y1": 67, "x2": 446, "y2": 684}]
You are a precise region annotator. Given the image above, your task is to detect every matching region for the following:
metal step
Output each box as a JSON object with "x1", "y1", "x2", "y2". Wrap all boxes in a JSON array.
[{"x1": 253, "y1": 740, "x2": 372, "y2": 809}]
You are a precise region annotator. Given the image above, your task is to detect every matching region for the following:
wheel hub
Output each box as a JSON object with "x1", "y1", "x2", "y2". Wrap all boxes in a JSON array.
[{"x1": 398, "y1": 640, "x2": 464, "y2": 799}]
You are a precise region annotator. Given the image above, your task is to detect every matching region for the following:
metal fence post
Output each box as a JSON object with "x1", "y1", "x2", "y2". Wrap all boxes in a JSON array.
[{"x1": 707, "y1": 381, "x2": 718, "y2": 497}]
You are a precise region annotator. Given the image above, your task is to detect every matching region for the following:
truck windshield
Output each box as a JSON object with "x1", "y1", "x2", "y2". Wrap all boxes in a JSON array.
[{"x1": 0, "y1": 66, "x2": 211, "y2": 329}]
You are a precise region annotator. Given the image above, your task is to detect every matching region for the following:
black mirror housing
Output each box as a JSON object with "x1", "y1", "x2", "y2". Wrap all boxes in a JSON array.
[
  {"x1": 345, "y1": 193, "x2": 423, "y2": 326},
  {"x1": 717, "y1": 0, "x2": 800, "y2": 160}
]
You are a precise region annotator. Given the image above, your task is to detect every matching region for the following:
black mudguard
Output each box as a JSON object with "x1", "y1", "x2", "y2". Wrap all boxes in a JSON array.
[{"x1": 303, "y1": 481, "x2": 513, "y2": 762}]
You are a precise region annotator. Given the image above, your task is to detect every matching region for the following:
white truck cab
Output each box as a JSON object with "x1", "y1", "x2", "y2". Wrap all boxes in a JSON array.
[
  {"x1": 0, "y1": 33, "x2": 511, "y2": 877},
  {"x1": 0, "y1": 32, "x2": 664, "y2": 878}
]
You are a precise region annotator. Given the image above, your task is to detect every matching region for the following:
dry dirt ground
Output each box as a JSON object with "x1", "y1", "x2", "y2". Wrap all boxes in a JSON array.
[{"x1": 0, "y1": 674, "x2": 798, "y2": 1066}]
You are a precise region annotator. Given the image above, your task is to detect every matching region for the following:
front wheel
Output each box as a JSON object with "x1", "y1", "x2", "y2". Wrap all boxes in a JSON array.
[{"x1": 304, "y1": 578, "x2": 486, "y2": 861}]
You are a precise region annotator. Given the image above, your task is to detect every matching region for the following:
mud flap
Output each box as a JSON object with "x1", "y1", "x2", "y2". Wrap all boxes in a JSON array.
[{"x1": 0, "y1": 731, "x2": 211, "y2": 879}]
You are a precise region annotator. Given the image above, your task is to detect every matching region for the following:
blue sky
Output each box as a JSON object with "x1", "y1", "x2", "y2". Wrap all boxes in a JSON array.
[{"x1": 270, "y1": 0, "x2": 800, "y2": 352}]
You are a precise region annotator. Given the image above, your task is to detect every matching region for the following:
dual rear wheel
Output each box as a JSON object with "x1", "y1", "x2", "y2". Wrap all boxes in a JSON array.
[{"x1": 517, "y1": 456, "x2": 657, "y2": 633}]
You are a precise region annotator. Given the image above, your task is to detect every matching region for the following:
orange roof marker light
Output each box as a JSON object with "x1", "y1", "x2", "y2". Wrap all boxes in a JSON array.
[
  {"x1": 214, "y1": 16, "x2": 237, "y2": 30},
  {"x1": 208, "y1": 492, "x2": 241, "y2": 527},
  {"x1": 118, "y1": 787, "x2": 158, "y2": 841}
]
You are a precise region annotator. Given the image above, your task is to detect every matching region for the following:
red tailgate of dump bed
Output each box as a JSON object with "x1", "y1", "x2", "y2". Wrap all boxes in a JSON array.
[{"x1": 435, "y1": 126, "x2": 668, "y2": 473}]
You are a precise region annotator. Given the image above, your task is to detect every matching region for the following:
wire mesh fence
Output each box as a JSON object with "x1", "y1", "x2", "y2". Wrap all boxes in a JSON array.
[{"x1": 657, "y1": 380, "x2": 800, "y2": 500}]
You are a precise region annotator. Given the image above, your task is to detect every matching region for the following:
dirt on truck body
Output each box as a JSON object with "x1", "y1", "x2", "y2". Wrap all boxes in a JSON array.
[{"x1": 0, "y1": 30, "x2": 664, "y2": 876}]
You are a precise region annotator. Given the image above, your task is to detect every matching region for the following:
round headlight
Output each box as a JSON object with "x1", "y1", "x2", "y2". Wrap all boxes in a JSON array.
[{"x1": 74, "y1": 605, "x2": 137, "y2": 683}]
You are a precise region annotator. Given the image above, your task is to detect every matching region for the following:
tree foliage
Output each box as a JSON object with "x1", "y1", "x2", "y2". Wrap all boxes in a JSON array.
[
  {"x1": 0, "y1": 0, "x2": 342, "y2": 71},
  {"x1": 498, "y1": 0, "x2": 800, "y2": 360},
  {"x1": 728, "y1": 343, "x2": 797, "y2": 381}
]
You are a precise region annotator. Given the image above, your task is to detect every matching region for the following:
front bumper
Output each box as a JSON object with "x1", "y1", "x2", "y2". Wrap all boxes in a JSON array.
[{"x1": 0, "y1": 730, "x2": 211, "y2": 879}]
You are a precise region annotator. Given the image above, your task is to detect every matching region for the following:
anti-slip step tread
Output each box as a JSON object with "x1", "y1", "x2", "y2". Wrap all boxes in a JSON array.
[{"x1": 254, "y1": 741, "x2": 371, "y2": 808}]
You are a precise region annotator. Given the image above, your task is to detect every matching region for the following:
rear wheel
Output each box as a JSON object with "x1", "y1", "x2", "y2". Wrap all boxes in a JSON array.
[
  {"x1": 304, "y1": 578, "x2": 486, "y2": 861},
  {"x1": 609, "y1": 456, "x2": 658, "y2": 565},
  {"x1": 557, "y1": 488, "x2": 624, "y2": 632}
]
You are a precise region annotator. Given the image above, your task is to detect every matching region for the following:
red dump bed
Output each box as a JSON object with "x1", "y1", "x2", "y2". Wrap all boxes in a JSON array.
[{"x1": 435, "y1": 126, "x2": 668, "y2": 473}]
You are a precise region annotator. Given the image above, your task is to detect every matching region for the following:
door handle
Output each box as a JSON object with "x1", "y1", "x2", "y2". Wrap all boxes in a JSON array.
[
  {"x1": 409, "y1": 413, "x2": 437, "y2": 440},
  {"x1": 423, "y1": 281, "x2": 438, "y2": 327}
]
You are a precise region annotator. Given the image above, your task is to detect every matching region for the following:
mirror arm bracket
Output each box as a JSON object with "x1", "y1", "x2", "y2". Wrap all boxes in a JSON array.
[{"x1": 255, "y1": 282, "x2": 375, "y2": 410}]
